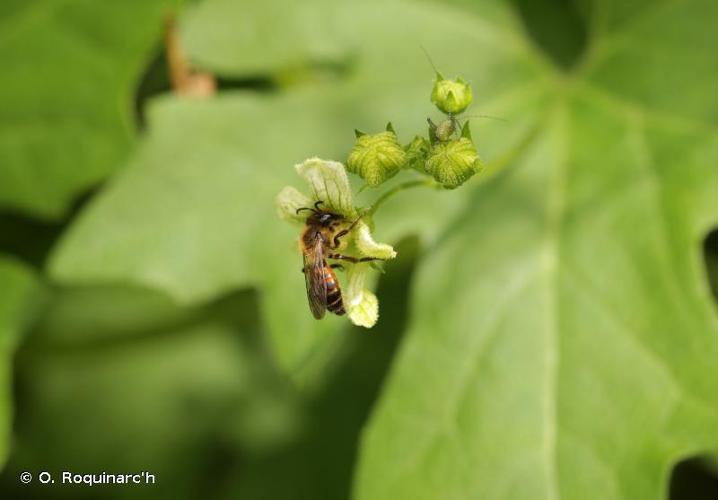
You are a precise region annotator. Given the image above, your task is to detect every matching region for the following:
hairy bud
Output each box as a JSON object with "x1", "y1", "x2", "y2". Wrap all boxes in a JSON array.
[
  {"x1": 347, "y1": 126, "x2": 406, "y2": 186},
  {"x1": 404, "y1": 135, "x2": 431, "y2": 173},
  {"x1": 425, "y1": 138, "x2": 482, "y2": 189}
]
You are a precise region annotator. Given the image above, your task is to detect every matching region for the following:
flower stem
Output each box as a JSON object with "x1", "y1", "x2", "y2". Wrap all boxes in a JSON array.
[{"x1": 367, "y1": 178, "x2": 439, "y2": 216}]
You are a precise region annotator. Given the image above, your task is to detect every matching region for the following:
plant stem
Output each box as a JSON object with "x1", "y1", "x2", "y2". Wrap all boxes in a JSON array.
[
  {"x1": 164, "y1": 14, "x2": 216, "y2": 96},
  {"x1": 367, "y1": 178, "x2": 438, "y2": 216}
]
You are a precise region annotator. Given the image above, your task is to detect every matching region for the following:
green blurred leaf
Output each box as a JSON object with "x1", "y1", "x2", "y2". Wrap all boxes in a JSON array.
[
  {"x1": 0, "y1": 285, "x2": 299, "y2": 500},
  {"x1": 49, "y1": 94, "x2": 355, "y2": 386},
  {"x1": 180, "y1": 0, "x2": 348, "y2": 77},
  {"x1": 220, "y1": 237, "x2": 419, "y2": 500},
  {"x1": 355, "y1": 1, "x2": 718, "y2": 500},
  {"x1": 0, "y1": 0, "x2": 174, "y2": 219},
  {"x1": 49, "y1": 0, "x2": 546, "y2": 383},
  {"x1": 0, "y1": 257, "x2": 40, "y2": 468}
]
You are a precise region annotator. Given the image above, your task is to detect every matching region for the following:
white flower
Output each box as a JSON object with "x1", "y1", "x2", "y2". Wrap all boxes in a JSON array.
[{"x1": 275, "y1": 158, "x2": 397, "y2": 328}]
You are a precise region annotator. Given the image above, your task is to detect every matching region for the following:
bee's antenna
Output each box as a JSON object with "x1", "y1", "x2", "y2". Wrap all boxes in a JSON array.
[
  {"x1": 420, "y1": 45, "x2": 441, "y2": 77},
  {"x1": 296, "y1": 200, "x2": 326, "y2": 215}
]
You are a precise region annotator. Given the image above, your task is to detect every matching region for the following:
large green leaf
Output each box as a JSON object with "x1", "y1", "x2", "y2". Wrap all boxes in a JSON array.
[
  {"x1": 0, "y1": 0, "x2": 174, "y2": 218},
  {"x1": 44, "y1": 0, "x2": 718, "y2": 495},
  {"x1": 180, "y1": 0, "x2": 349, "y2": 76},
  {"x1": 0, "y1": 257, "x2": 39, "y2": 468},
  {"x1": 0, "y1": 285, "x2": 299, "y2": 499},
  {"x1": 49, "y1": 0, "x2": 546, "y2": 382},
  {"x1": 355, "y1": 2, "x2": 718, "y2": 500}
]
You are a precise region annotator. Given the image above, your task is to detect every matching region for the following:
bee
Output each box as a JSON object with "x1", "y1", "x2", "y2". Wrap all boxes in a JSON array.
[{"x1": 296, "y1": 201, "x2": 379, "y2": 319}]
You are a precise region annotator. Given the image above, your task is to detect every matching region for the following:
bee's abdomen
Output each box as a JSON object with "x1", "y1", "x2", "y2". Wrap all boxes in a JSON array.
[{"x1": 323, "y1": 266, "x2": 345, "y2": 316}]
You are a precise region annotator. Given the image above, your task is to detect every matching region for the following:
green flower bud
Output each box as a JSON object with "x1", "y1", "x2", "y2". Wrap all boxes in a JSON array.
[
  {"x1": 347, "y1": 129, "x2": 406, "y2": 186},
  {"x1": 431, "y1": 76, "x2": 473, "y2": 115},
  {"x1": 425, "y1": 138, "x2": 482, "y2": 189},
  {"x1": 404, "y1": 135, "x2": 431, "y2": 173}
]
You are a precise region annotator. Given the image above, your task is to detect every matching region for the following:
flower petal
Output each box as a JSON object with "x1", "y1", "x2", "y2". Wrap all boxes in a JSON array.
[
  {"x1": 275, "y1": 186, "x2": 313, "y2": 224},
  {"x1": 345, "y1": 263, "x2": 378, "y2": 328},
  {"x1": 295, "y1": 158, "x2": 355, "y2": 217},
  {"x1": 354, "y1": 220, "x2": 397, "y2": 260}
]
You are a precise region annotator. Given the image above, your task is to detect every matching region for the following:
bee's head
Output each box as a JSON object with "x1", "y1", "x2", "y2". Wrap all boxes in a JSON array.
[
  {"x1": 296, "y1": 201, "x2": 344, "y2": 227},
  {"x1": 309, "y1": 210, "x2": 343, "y2": 227}
]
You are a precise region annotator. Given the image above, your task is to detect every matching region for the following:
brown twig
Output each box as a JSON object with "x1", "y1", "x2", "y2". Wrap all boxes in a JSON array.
[{"x1": 164, "y1": 15, "x2": 216, "y2": 97}]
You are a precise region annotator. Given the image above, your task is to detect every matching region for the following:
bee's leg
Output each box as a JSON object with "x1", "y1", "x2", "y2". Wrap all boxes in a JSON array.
[
  {"x1": 302, "y1": 264, "x2": 343, "y2": 272},
  {"x1": 328, "y1": 253, "x2": 383, "y2": 263},
  {"x1": 331, "y1": 230, "x2": 349, "y2": 249},
  {"x1": 332, "y1": 215, "x2": 364, "y2": 248}
]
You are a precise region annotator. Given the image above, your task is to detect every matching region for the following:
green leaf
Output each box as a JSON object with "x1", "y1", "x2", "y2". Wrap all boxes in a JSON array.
[
  {"x1": 0, "y1": 0, "x2": 174, "y2": 218},
  {"x1": 1, "y1": 285, "x2": 300, "y2": 499},
  {"x1": 355, "y1": 2, "x2": 718, "y2": 500},
  {"x1": 0, "y1": 257, "x2": 40, "y2": 468},
  {"x1": 19, "y1": 0, "x2": 718, "y2": 496},
  {"x1": 180, "y1": 0, "x2": 348, "y2": 77}
]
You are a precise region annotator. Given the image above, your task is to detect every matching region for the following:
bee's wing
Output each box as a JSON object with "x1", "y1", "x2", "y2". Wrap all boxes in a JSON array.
[{"x1": 303, "y1": 238, "x2": 327, "y2": 319}]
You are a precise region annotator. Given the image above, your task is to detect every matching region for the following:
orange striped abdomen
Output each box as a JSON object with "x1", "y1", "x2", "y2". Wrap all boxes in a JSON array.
[{"x1": 323, "y1": 264, "x2": 345, "y2": 316}]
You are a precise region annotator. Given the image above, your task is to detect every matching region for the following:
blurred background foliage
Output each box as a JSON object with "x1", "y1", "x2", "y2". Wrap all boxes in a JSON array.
[{"x1": 1, "y1": 0, "x2": 718, "y2": 499}]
